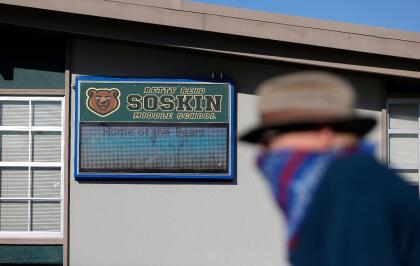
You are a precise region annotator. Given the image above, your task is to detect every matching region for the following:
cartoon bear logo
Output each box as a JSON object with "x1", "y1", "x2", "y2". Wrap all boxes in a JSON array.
[{"x1": 86, "y1": 88, "x2": 120, "y2": 117}]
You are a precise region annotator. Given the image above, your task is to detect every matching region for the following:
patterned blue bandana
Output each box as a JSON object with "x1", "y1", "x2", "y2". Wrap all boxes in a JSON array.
[{"x1": 257, "y1": 142, "x2": 375, "y2": 251}]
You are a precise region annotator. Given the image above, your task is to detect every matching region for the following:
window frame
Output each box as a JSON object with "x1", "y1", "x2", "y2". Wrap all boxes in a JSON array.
[
  {"x1": 387, "y1": 98, "x2": 420, "y2": 194},
  {"x1": 0, "y1": 96, "x2": 65, "y2": 239}
]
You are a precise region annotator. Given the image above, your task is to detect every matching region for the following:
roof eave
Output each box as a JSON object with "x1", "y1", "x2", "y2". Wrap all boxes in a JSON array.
[{"x1": 1, "y1": 0, "x2": 420, "y2": 60}]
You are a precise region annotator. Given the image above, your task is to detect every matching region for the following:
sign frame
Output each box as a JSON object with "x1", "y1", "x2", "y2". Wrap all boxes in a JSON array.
[{"x1": 74, "y1": 75, "x2": 236, "y2": 181}]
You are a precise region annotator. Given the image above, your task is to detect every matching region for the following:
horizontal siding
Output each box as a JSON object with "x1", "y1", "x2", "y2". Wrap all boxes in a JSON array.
[{"x1": 0, "y1": 245, "x2": 62, "y2": 264}]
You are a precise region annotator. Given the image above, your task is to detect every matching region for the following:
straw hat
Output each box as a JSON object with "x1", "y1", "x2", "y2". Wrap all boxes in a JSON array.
[{"x1": 240, "y1": 71, "x2": 376, "y2": 143}]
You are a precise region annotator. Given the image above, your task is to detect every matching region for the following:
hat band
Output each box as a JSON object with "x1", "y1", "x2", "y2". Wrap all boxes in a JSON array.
[{"x1": 261, "y1": 109, "x2": 352, "y2": 125}]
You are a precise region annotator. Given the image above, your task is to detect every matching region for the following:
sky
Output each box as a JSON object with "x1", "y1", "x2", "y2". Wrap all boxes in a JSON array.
[{"x1": 191, "y1": 0, "x2": 420, "y2": 33}]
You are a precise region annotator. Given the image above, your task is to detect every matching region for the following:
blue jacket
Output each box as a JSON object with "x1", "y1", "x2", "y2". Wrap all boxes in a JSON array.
[{"x1": 291, "y1": 154, "x2": 420, "y2": 266}]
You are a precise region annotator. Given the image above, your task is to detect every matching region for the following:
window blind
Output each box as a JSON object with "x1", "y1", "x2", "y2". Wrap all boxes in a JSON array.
[
  {"x1": 0, "y1": 201, "x2": 28, "y2": 231},
  {"x1": 0, "y1": 98, "x2": 63, "y2": 236},
  {"x1": 32, "y1": 168, "x2": 61, "y2": 198},
  {"x1": 0, "y1": 101, "x2": 29, "y2": 127},
  {"x1": 389, "y1": 134, "x2": 418, "y2": 165},
  {"x1": 31, "y1": 202, "x2": 60, "y2": 232},
  {"x1": 395, "y1": 170, "x2": 419, "y2": 184},
  {"x1": 0, "y1": 133, "x2": 29, "y2": 162},
  {"x1": 32, "y1": 132, "x2": 61, "y2": 162},
  {"x1": 388, "y1": 101, "x2": 420, "y2": 188},
  {"x1": 389, "y1": 104, "x2": 418, "y2": 129},
  {"x1": 0, "y1": 168, "x2": 28, "y2": 198},
  {"x1": 32, "y1": 102, "x2": 62, "y2": 127}
]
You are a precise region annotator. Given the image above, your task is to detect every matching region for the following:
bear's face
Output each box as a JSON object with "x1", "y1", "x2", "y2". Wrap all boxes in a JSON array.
[{"x1": 86, "y1": 88, "x2": 120, "y2": 116}]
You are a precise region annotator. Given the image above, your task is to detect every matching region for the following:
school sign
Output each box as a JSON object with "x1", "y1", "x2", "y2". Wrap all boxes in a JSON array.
[{"x1": 74, "y1": 76, "x2": 235, "y2": 181}]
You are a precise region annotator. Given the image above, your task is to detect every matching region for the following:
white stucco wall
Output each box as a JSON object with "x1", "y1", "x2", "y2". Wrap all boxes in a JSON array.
[
  {"x1": 70, "y1": 92, "x2": 289, "y2": 266},
  {"x1": 69, "y1": 38, "x2": 382, "y2": 266},
  {"x1": 351, "y1": 76, "x2": 383, "y2": 158}
]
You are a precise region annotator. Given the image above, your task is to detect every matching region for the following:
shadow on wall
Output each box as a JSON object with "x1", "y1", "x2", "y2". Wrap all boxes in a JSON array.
[
  {"x1": 0, "y1": 25, "x2": 65, "y2": 89},
  {"x1": 70, "y1": 37, "x2": 295, "y2": 95},
  {"x1": 60, "y1": 10, "x2": 420, "y2": 75},
  {"x1": 71, "y1": 37, "x2": 385, "y2": 113}
]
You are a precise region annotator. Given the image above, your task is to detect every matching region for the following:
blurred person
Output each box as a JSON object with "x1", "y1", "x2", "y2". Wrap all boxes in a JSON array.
[{"x1": 240, "y1": 72, "x2": 420, "y2": 266}]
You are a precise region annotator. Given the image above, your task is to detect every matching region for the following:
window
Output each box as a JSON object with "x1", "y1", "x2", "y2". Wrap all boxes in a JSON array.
[
  {"x1": 388, "y1": 99, "x2": 420, "y2": 192},
  {"x1": 0, "y1": 97, "x2": 64, "y2": 238}
]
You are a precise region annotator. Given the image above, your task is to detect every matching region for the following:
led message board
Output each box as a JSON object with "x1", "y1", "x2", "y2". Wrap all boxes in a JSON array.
[{"x1": 74, "y1": 76, "x2": 235, "y2": 180}]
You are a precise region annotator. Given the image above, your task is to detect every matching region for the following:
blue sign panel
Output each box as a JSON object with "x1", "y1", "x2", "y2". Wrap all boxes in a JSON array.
[{"x1": 74, "y1": 76, "x2": 235, "y2": 180}]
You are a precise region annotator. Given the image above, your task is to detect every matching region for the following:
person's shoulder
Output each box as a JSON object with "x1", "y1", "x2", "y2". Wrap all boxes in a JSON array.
[
  {"x1": 327, "y1": 154, "x2": 389, "y2": 181},
  {"x1": 324, "y1": 154, "x2": 419, "y2": 204}
]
